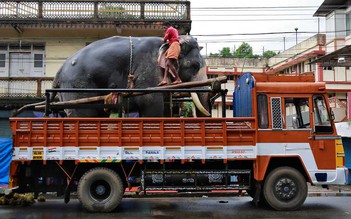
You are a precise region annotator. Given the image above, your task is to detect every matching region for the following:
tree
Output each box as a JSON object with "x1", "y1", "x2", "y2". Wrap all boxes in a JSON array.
[
  {"x1": 219, "y1": 47, "x2": 234, "y2": 58},
  {"x1": 209, "y1": 47, "x2": 234, "y2": 58},
  {"x1": 233, "y1": 42, "x2": 253, "y2": 58},
  {"x1": 98, "y1": 3, "x2": 137, "y2": 19},
  {"x1": 208, "y1": 42, "x2": 276, "y2": 59},
  {"x1": 263, "y1": 50, "x2": 277, "y2": 59},
  {"x1": 209, "y1": 52, "x2": 220, "y2": 58}
]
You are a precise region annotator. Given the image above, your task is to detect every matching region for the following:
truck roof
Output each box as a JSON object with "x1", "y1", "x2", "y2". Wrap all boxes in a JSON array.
[{"x1": 255, "y1": 82, "x2": 326, "y2": 94}]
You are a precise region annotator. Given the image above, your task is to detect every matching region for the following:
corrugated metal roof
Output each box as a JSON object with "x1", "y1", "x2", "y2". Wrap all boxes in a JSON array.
[
  {"x1": 310, "y1": 45, "x2": 351, "y2": 67},
  {"x1": 313, "y1": 0, "x2": 349, "y2": 17}
]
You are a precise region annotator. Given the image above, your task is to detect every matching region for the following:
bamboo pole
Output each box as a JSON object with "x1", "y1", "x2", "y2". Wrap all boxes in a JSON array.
[{"x1": 34, "y1": 76, "x2": 227, "y2": 110}]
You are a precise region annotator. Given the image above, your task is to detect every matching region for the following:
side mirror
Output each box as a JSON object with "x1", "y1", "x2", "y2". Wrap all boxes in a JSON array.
[
  {"x1": 330, "y1": 110, "x2": 335, "y2": 121},
  {"x1": 292, "y1": 117, "x2": 299, "y2": 129}
]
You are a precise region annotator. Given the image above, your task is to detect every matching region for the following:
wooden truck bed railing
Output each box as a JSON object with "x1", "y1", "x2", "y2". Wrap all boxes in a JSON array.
[{"x1": 10, "y1": 118, "x2": 256, "y2": 147}]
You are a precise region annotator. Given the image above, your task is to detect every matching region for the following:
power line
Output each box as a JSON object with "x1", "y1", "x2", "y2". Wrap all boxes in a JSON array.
[
  {"x1": 192, "y1": 14, "x2": 317, "y2": 17},
  {"x1": 191, "y1": 5, "x2": 346, "y2": 10},
  {"x1": 192, "y1": 28, "x2": 351, "y2": 37},
  {"x1": 191, "y1": 6, "x2": 320, "y2": 9},
  {"x1": 192, "y1": 18, "x2": 321, "y2": 21}
]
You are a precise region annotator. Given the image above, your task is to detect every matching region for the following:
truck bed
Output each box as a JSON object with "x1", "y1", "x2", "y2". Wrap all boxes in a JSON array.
[{"x1": 10, "y1": 117, "x2": 257, "y2": 162}]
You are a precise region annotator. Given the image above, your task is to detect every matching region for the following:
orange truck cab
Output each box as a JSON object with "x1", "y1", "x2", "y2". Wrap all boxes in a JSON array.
[{"x1": 2, "y1": 72, "x2": 350, "y2": 212}]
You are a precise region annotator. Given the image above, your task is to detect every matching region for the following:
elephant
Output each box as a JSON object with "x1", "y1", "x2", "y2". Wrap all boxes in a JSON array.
[{"x1": 51, "y1": 35, "x2": 210, "y2": 117}]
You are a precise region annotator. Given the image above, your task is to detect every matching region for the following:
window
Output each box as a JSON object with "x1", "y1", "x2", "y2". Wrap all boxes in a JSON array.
[
  {"x1": 285, "y1": 98, "x2": 310, "y2": 129},
  {"x1": 0, "y1": 54, "x2": 5, "y2": 68},
  {"x1": 257, "y1": 94, "x2": 268, "y2": 129},
  {"x1": 0, "y1": 42, "x2": 45, "y2": 77},
  {"x1": 313, "y1": 95, "x2": 333, "y2": 133},
  {"x1": 347, "y1": 12, "x2": 351, "y2": 36},
  {"x1": 34, "y1": 54, "x2": 43, "y2": 67}
]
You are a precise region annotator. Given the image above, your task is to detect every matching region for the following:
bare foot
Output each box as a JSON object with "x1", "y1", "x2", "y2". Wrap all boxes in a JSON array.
[
  {"x1": 158, "y1": 81, "x2": 168, "y2": 86},
  {"x1": 171, "y1": 79, "x2": 182, "y2": 85}
]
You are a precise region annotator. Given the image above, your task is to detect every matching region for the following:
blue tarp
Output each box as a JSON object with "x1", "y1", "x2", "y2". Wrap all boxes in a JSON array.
[
  {"x1": 0, "y1": 138, "x2": 12, "y2": 186},
  {"x1": 342, "y1": 137, "x2": 351, "y2": 169},
  {"x1": 233, "y1": 72, "x2": 255, "y2": 117}
]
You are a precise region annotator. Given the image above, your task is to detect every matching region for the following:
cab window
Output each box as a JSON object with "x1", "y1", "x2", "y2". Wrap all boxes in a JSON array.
[{"x1": 313, "y1": 95, "x2": 333, "y2": 133}]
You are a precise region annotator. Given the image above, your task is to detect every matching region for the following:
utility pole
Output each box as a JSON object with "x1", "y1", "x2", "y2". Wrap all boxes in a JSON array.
[
  {"x1": 283, "y1": 37, "x2": 286, "y2": 50},
  {"x1": 205, "y1": 43, "x2": 207, "y2": 58},
  {"x1": 295, "y1": 27, "x2": 298, "y2": 45},
  {"x1": 262, "y1": 46, "x2": 264, "y2": 56}
]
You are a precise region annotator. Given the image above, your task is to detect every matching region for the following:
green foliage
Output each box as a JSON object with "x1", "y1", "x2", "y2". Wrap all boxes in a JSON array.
[
  {"x1": 220, "y1": 47, "x2": 234, "y2": 58},
  {"x1": 181, "y1": 102, "x2": 194, "y2": 117},
  {"x1": 208, "y1": 42, "x2": 277, "y2": 59},
  {"x1": 209, "y1": 52, "x2": 220, "y2": 58},
  {"x1": 233, "y1": 42, "x2": 254, "y2": 58},
  {"x1": 263, "y1": 50, "x2": 277, "y2": 59},
  {"x1": 209, "y1": 47, "x2": 234, "y2": 58},
  {"x1": 98, "y1": 3, "x2": 136, "y2": 19}
]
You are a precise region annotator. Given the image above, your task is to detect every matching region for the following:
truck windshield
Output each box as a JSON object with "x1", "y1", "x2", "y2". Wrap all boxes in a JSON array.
[{"x1": 313, "y1": 95, "x2": 333, "y2": 133}]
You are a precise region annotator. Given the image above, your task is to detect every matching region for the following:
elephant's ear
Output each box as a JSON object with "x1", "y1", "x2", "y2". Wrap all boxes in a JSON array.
[{"x1": 179, "y1": 35, "x2": 191, "y2": 44}]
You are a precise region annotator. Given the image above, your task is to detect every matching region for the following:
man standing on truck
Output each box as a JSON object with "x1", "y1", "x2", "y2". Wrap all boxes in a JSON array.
[{"x1": 158, "y1": 21, "x2": 182, "y2": 86}]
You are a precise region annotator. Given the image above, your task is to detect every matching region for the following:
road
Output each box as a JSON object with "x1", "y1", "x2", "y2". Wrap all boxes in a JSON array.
[{"x1": 1, "y1": 195, "x2": 351, "y2": 219}]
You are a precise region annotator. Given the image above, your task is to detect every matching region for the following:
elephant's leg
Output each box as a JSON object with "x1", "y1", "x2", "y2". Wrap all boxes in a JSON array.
[
  {"x1": 136, "y1": 93, "x2": 164, "y2": 117},
  {"x1": 58, "y1": 82, "x2": 106, "y2": 117}
]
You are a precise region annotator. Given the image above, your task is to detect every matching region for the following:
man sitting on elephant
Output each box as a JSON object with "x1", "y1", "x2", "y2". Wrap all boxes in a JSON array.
[{"x1": 158, "y1": 21, "x2": 183, "y2": 86}]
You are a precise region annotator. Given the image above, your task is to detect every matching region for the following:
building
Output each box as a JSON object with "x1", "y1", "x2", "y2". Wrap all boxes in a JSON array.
[
  {"x1": 205, "y1": 57, "x2": 267, "y2": 117},
  {"x1": 313, "y1": 0, "x2": 351, "y2": 121},
  {"x1": 262, "y1": 0, "x2": 351, "y2": 122},
  {"x1": 0, "y1": 0, "x2": 191, "y2": 99},
  {"x1": 0, "y1": 0, "x2": 191, "y2": 137}
]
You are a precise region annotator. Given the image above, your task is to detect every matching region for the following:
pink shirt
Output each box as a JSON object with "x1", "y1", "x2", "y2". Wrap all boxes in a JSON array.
[{"x1": 163, "y1": 26, "x2": 179, "y2": 45}]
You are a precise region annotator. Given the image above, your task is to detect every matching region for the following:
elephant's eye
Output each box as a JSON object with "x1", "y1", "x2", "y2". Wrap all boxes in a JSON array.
[{"x1": 192, "y1": 62, "x2": 200, "y2": 72}]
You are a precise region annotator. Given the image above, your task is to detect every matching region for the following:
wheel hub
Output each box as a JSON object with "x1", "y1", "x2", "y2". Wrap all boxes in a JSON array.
[
  {"x1": 274, "y1": 177, "x2": 297, "y2": 200},
  {"x1": 90, "y1": 180, "x2": 111, "y2": 201},
  {"x1": 96, "y1": 185, "x2": 106, "y2": 195}
]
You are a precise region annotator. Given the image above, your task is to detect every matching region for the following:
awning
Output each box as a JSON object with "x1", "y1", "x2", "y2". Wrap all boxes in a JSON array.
[
  {"x1": 267, "y1": 50, "x2": 324, "y2": 74},
  {"x1": 309, "y1": 45, "x2": 351, "y2": 67},
  {"x1": 313, "y1": 0, "x2": 348, "y2": 17}
]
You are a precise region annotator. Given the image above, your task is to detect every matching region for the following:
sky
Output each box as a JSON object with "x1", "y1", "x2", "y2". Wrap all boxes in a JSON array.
[{"x1": 189, "y1": 0, "x2": 326, "y2": 56}]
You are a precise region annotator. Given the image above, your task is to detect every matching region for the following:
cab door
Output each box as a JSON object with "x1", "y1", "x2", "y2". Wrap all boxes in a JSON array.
[{"x1": 310, "y1": 94, "x2": 339, "y2": 170}]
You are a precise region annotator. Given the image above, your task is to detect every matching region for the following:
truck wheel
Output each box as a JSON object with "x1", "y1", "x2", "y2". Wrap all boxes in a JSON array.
[
  {"x1": 78, "y1": 167, "x2": 124, "y2": 212},
  {"x1": 263, "y1": 167, "x2": 307, "y2": 211}
]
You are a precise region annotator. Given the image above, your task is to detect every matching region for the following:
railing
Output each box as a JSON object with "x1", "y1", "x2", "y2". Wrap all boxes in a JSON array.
[
  {"x1": 0, "y1": 0, "x2": 190, "y2": 21},
  {"x1": 0, "y1": 77, "x2": 53, "y2": 98},
  {"x1": 11, "y1": 117, "x2": 256, "y2": 147}
]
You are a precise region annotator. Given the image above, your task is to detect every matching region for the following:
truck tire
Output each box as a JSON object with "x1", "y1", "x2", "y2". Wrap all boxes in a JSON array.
[
  {"x1": 77, "y1": 167, "x2": 124, "y2": 212},
  {"x1": 263, "y1": 167, "x2": 307, "y2": 211}
]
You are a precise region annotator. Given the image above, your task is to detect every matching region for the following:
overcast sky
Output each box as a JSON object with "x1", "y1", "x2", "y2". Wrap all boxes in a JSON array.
[{"x1": 189, "y1": 0, "x2": 325, "y2": 56}]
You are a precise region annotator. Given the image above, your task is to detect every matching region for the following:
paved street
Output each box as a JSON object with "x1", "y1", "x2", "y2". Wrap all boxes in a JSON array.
[{"x1": 1, "y1": 192, "x2": 351, "y2": 219}]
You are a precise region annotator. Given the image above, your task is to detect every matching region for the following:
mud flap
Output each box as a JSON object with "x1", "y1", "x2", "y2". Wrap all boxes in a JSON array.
[
  {"x1": 253, "y1": 181, "x2": 262, "y2": 206},
  {"x1": 64, "y1": 184, "x2": 71, "y2": 204}
]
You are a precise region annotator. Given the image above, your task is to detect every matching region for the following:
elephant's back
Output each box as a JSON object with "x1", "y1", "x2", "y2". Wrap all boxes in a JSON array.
[
  {"x1": 56, "y1": 36, "x2": 163, "y2": 86},
  {"x1": 67, "y1": 36, "x2": 162, "y2": 71}
]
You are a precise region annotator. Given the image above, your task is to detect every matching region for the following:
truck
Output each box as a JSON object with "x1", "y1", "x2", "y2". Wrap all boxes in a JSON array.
[{"x1": 4, "y1": 72, "x2": 349, "y2": 212}]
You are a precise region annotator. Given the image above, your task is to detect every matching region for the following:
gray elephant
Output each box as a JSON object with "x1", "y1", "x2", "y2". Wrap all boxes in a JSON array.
[{"x1": 52, "y1": 35, "x2": 210, "y2": 117}]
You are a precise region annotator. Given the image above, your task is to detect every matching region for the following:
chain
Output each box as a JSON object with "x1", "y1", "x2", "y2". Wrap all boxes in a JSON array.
[{"x1": 129, "y1": 36, "x2": 133, "y2": 75}]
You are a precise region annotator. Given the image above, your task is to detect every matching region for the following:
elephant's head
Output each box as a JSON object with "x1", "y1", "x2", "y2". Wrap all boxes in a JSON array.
[{"x1": 178, "y1": 36, "x2": 210, "y2": 116}]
